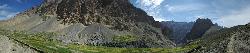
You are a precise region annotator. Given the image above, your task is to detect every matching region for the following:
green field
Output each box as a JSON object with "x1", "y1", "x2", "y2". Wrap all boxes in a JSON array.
[{"x1": 0, "y1": 29, "x2": 198, "y2": 53}]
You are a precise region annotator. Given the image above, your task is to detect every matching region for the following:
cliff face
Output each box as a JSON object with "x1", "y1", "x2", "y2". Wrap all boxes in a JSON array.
[
  {"x1": 36, "y1": 0, "x2": 158, "y2": 30},
  {"x1": 161, "y1": 21, "x2": 194, "y2": 45},
  {"x1": 0, "y1": 0, "x2": 174, "y2": 48},
  {"x1": 186, "y1": 18, "x2": 214, "y2": 42}
]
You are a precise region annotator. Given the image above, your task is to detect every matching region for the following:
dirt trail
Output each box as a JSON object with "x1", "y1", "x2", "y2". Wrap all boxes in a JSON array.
[{"x1": 226, "y1": 34, "x2": 235, "y2": 53}]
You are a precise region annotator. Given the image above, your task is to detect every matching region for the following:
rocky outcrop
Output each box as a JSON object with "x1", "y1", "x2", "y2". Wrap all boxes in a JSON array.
[
  {"x1": 161, "y1": 21, "x2": 194, "y2": 45},
  {"x1": 186, "y1": 18, "x2": 214, "y2": 42},
  {"x1": 33, "y1": 0, "x2": 159, "y2": 31},
  {"x1": 190, "y1": 23, "x2": 250, "y2": 53}
]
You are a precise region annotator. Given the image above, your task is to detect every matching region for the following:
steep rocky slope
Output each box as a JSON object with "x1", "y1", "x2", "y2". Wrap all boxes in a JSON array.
[
  {"x1": 189, "y1": 23, "x2": 250, "y2": 53},
  {"x1": 186, "y1": 18, "x2": 214, "y2": 42},
  {"x1": 203, "y1": 25, "x2": 223, "y2": 36},
  {"x1": 160, "y1": 19, "x2": 221, "y2": 45},
  {"x1": 0, "y1": 0, "x2": 174, "y2": 48},
  {"x1": 161, "y1": 21, "x2": 194, "y2": 45}
]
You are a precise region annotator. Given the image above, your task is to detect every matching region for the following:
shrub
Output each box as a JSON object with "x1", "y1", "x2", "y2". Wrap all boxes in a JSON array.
[{"x1": 112, "y1": 34, "x2": 137, "y2": 43}]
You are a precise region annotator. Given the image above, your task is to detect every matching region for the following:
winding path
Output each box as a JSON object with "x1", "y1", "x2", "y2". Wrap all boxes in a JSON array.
[{"x1": 226, "y1": 33, "x2": 235, "y2": 53}]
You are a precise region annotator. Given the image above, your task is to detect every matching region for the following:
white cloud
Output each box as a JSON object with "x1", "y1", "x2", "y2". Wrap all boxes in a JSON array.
[
  {"x1": 0, "y1": 10, "x2": 11, "y2": 16},
  {"x1": 135, "y1": 0, "x2": 167, "y2": 21},
  {"x1": 140, "y1": 0, "x2": 164, "y2": 8},
  {"x1": 0, "y1": 4, "x2": 19, "y2": 20},
  {"x1": 215, "y1": 7, "x2": 250, "y2": 27},
  {"x1": 6, "y1": 12, "x2": 19, "y2": 18},
  {"x1": 0, "y1": 4, "x2": 9, "y2": 9},
  {"x1": 167, "y1": 4, "x2": 207, "y2": 13},
  {"x1": 194, "y1": 15, "x2": 206, "y2": 18},
  {"x1": 154, "y1": 17, "x2": 169, "y2": 21}
]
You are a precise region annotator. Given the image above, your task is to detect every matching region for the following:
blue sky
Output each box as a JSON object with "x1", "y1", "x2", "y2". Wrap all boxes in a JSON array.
[
  {"x1": 130, "y1": 0, "x2": 250, "y2": 27},
  {"x1": 0, "y1": 0, "x2": 250, "y2": 27},
  {"x1": 0, "y1": 0, "x2": 43, "y2": 20}
]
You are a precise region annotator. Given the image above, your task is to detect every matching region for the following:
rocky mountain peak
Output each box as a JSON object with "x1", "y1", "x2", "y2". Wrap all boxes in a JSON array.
[
  {"x1": 186, "y1": 18, "x2": 214, "y2": 41},
  {"x1": 33, "y1": 0, "x2": 158, "y2": 31},
  {"x1": 161, "y1": 21, "x2": 194, "y2": 45},
  {"x1": 0, "y1": 0, "x2": 174, "y2": 48}
]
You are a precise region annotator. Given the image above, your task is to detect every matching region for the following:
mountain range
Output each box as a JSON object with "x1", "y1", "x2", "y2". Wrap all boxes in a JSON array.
[{"x1": 0, "y1": 0, "x2": 249, "y2": 53}]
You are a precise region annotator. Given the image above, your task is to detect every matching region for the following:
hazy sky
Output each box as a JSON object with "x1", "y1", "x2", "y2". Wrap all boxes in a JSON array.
[
  {"x1": 130, "y1": 0, "x2": 250, "y2": 27},
  {"x1": 0, "y1": 0, "x2": 250, "y2": 27}
]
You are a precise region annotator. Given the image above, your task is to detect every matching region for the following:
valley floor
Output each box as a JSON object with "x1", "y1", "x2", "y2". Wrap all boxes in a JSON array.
[{"x1": 0, "y1": 29, "x2": 198, "y2": 53}]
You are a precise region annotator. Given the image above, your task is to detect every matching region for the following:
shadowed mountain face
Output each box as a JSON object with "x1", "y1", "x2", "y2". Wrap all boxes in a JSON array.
[
  {"x1": 161, "y1": 21, "x2": 194, "y2": 45},
  {"x1": 0, "y1": 0, "x2": 174, "y2": 48},
  {"x1": 160, "y1": 19, "x2": 222, "y2": 45},
  {"x1": 186, "y1": 18, "x2": 214, "y2": 42}
]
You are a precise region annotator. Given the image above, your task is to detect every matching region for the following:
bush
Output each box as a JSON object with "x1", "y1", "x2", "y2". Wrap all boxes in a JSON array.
[{"x1": 112, "y1": 34, "x2": 137, "y2": 43}]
